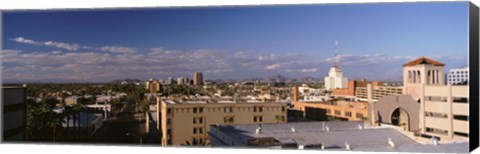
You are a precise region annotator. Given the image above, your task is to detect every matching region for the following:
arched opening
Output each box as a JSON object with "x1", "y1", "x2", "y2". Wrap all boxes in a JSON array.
[
  {"x1": 408, "y1": 71, "x2": 412, "y2": 83},
  {"x1": 391, "y1": 108, "x2": 410, "y2": 131},
  {"x1": 427, "y1": 70, "x2": 431, "y2": 84},
  {"x1": 412, "y1": 71, "x2": 416, "y2": 83},
  {"x1": 417, "y1": 70, "x2": 421, "y2": 83},
  {"x1": 432, "y1": 70, "x2": 435, "y2": 84}
]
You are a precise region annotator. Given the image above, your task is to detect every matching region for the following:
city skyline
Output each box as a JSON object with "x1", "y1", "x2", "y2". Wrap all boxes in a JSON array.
[{"x1": 2, "y1": 2, "x2": 469, "y2": 83}]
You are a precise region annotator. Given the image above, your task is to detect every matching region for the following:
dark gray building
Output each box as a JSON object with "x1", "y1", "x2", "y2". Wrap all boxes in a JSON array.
[{"x1": 2, "y1": 86, "x2": 27, "y2": 141}]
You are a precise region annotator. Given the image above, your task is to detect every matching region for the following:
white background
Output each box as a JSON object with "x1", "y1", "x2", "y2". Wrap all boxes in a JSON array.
[{"x1": 0, "y1": 0, "x2": 479, "y2": 154}]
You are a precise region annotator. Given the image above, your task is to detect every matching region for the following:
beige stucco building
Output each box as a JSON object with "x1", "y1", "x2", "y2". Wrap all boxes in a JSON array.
[
  {"x1": 370, "y1": 57, "x2": 469, "y2": 141},
  {"x1": 159, "y1": 98, "x2": 287, "y2": 146},
  {"x1": 356, "y1": 85, "x2": 403, "y2": 101}
]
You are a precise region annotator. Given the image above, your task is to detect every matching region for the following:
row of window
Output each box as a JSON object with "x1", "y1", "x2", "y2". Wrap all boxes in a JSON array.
[
  {"x1": 425, "y1": 112, "x2": 448, "y2": 118},
  {"x1": 166, "y1": 106, "x2": 286, "y2": 114},
  {"x1": 326, "y1": 109, "x2": 363, "y2": 119},
  {"x1": 449, "y1": 71, "x2": 468, "y2": 74},
  {"x1": 448, "y1": 79, "x2": 468, "y2": 83},
  {"x1": 448, "y1": 75, "x2": 468, "y2": 78},
  {"x1": 193, "y1": 127, "x2": 204, "y2": 134},
  {"x1": 193, "y1": 117, "x2": 203, "y2": 124},
  {"x1": 424, "y1": 96, "x2": 469, "y2": 103}
]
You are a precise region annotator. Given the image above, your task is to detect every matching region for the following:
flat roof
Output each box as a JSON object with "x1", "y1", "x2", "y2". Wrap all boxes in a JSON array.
[{"x1": 211, "y1": 121, "x2": 468, "y2": 153}]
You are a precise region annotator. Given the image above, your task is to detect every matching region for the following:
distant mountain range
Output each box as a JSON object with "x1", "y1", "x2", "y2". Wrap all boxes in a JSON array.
[
  {"x1": 113, "y1": 74, "x2": 405, "y2": 84},
  {"x1": 114, "y1": 74, "x2": 324, "y2": 84},
  {"x1": 225, "y1": 74, "x2": 323, "y2": 83}
]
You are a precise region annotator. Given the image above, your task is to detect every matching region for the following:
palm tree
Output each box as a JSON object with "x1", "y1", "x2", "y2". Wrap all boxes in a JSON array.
[
  {"x1": 72, "y1": 104, "x2": 84, "y2": 139},
  {"x1": 47, "y1": 111, "x2": 65, "y2": 142},
  {"x1": 63, "y1": 106, "x2": 74, "y2": 138}
]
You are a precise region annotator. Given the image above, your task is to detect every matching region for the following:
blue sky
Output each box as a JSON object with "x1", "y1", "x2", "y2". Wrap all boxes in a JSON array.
[{"x1": 2, "y1": 2, "x2": 469, "y2": 82}]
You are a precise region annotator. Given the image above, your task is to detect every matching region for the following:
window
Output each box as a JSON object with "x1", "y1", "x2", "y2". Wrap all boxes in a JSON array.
[
  {"x1": 167, "y1": 118, "x2": 171, "y2": 124},
  {"x1": 254, "y1": 116, "x2": 263, "y2": 122},
  {"x1": 193, "y1": 127, "x2": 203, "y2": 134},
  {"x1": 199, "y1": 107, "x2": 204, "y2": 113},
  {"x1": 334, "y1": 110, "x2": 341, "y2": 116},
  {"x1": 193, "y1": 108, "x2": 197, "y2": 113},
  {"x1": 356, "y1": 113, "x2": 363, "y2": 118},
  {"x1": 454, "y1": 132, "x2": 469, "y2": 137},
  {"x1": 254, "y1": 106, "x2": 263, "y2": 112},
  {"x1": 453, "y1": 97, "x2": 468, "y2": 103},
  {"x1": 345, "y1": 111, "x2": 352, "y2": 117},
  {"x1": 281, "y1": 106, "x2": 286, "y2": 112},
  {"x1": 224, "y1": 107, "x2": 233, "y2": 113},
  {"x1": 453, "y1": 115, "x2": 468, "y2": 121},
  {"x1": 425, "y1": 112, "x2": 448, "y2": 118},
  {"x1": 167, "y1": 108, "x2": 172, "y2": 114},
  {"x1": 193, "y1": 117, "x2": 203, "y2": 124},
  {"x1": 224, "y1": 116, "x2": 235, "y2": 123}
]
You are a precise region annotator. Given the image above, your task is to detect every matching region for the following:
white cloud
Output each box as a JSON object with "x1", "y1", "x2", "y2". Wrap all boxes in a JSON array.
[
  {"x1": 11, "y1": 37, "x2": 42, "y2": 45},
  {"x1": 264, "y1": 64, "x2": 280, "y2": 70},
  {"x1": 12, "y1": 37, "x2": 81, "y2": 51},
  {"x1": 301, "y1": 68, "x2": 318, "y2": 73},
  {"x1": 44, "y1": 41, "x2": 80, "y2": 51},
  {"x1": 51, "y1": 50, "x2": 62, "y2": 54},
  {"x1": 2, "y1": 46, "x2": 466, "y2": 82},
  {"x1": 100, "y1": 46, "x2": 137, "y2": 53}
]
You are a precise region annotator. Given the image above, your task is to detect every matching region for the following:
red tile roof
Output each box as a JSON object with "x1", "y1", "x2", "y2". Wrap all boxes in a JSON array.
[{"x1": 402, "y1": 57, "x2": 445, "y2": 67}]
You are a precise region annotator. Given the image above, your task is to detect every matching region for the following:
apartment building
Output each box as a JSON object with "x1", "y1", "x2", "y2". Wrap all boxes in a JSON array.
[
  {"x1": 193, "y1": 72, "x2": 204, "y2": 86},
  {"x1": 293, "y1": 100, "x2": 368, "y2": 121},
  {"x1": 159, "y1": 98, "x2": 287, "y2": 146},
  {"x1": 292, "y1": 86, "x2": 367, "y2": 121},
  {"x1": 355, "y1": 85, "x2": 403, "y2": 101},
  {"x1": 446, "y1": 66, "x2": 469, "y2": 85}
]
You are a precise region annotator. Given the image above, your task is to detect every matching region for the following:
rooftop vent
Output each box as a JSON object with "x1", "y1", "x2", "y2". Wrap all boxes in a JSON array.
[
  {"x1": 256, "y1": 127, "x2": 262, "y2": 134},
  {"x1": 388, "y1": 137, "x2": 395, "y2": 147},
  {"x1": 431, "y1": 137, "x2": 439, "y2": 146},
  {"x1": 358, "y1": 124, "x2": 363, "y2": 130},
  {"x1": 291, "y1": 127, "x2": 296, "y2": 133},
  {"x1": 325, "y1": 126, "x2": 330, "y2": 132},
  {"x1": 345, "y1": 142, "x2": 351, "y2": 150}
]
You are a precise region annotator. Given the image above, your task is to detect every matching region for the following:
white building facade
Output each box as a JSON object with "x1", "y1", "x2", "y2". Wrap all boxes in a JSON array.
[
  {"x1": 324, "y1": 66, "x2": 348, "y2": 90},
  {"x1": 447, "y1": 66, "x2": 469, "y2": 85}
]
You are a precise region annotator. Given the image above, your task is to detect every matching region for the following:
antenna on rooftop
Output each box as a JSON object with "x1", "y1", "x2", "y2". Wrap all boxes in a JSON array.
[{"x1": 334, "y1": 39, "x2": 340, "y2": 68}]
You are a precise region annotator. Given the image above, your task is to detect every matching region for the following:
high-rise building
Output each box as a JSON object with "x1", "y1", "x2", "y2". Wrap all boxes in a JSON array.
[
  {"x1": 177, "y1": 77, "x2": 190, "y2": 85},
  {"x1": 149, "y1": 80, "x2": 160, "y2": 93},
  {"x1": 159, "y1": 98, "x2": 287, "y2": 146},
  {"x1": 193, "y1": 72, "x2": 204, "y2": 86},
  {"x1": 3, "y1": 85, "x2": 27, "y2": 141},
  {"x1": 324, "y1": 66, "x2": 348, "y2": 90},
  {"x1": 447, "y1": 66, "x2": 469, "y2": 85},
  {"x1": 324, "y1": 40, "x2": 348, "y2": 90},
  {"x1": 166, "y1": 77, "x2": 175, "y2": 85}
]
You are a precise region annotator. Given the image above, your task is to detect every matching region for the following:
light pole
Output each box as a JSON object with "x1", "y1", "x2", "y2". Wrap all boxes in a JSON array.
[{"x1": 126, "y1": 132, "x2": 143, "y2": 144}]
